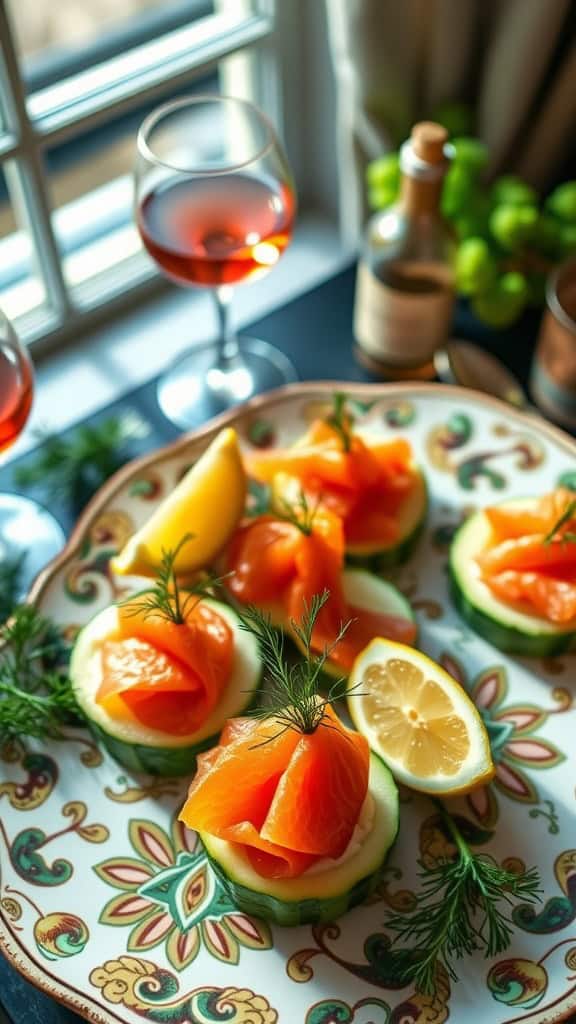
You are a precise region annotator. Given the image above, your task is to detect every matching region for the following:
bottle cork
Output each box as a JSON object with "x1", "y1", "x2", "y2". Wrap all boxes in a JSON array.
[{"x1": 411, "y1": 122, "x2": 448, "y2": 164}]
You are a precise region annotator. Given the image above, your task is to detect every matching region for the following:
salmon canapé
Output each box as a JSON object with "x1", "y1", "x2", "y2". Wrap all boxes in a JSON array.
[{"x1": 477, "y1": 489, "x2": 576, "y2": 624}]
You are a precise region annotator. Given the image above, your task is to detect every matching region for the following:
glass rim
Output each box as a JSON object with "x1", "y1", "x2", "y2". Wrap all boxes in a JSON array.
[
  {"x1": 137, "y1": 93, "x2": 278, "y2": 175},
  {"x1": 546, "y1": 257, "x2": 576, "y2": 333}
]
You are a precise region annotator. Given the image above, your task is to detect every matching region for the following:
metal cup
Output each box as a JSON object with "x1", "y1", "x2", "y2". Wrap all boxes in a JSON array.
[{"x1": 530, "y1": 258, "x2": 576, "y2": 429}]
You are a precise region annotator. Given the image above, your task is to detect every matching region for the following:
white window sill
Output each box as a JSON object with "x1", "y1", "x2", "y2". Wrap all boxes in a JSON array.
[{"x1": 5, "y1": 212, "x2": 353, "y2": 463}]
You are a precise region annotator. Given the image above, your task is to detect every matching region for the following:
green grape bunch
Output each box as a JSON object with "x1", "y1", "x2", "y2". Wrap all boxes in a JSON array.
[{"x1": 365, "y1": 107, "x2": 576, "y2": 329}]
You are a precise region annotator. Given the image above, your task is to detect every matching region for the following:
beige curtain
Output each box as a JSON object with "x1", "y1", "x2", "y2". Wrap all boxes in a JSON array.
[{"x1": 326, "y1": 0, "x2": 576, "y2": 236}]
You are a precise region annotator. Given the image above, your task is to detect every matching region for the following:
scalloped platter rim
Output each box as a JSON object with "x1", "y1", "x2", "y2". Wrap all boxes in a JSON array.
[{"x1": 1, "y1": 381, "x2": 576, "y2": 1024}]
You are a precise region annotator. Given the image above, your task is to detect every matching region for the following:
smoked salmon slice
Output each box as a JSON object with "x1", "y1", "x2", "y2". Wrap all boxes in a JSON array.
[
  {"x1": 226, "y1": 512, "x2": 417, "y2": 670},
  {"x1": 96, "y1": 601, "x2": 233, "y2": 735},
  {"x1": 179, "y1": 705, "x2": 369, "y2": 878},
  {"x1": 485, "y1": 489, "x2": 575, "y2": 540},
  {"x1": 99, "y1": 638, "x2": 208, "y2": 735},
  {"x1": 485, "y1": 571, "x2": 576, "y2": 624},
  {"x1": 246, "y1": 419, "x2": 418, "y2": 546},
  {"x1": 478, "y1": 535, "x2": 576, "y2": 575},
  {"x1": 260, "y1": 704, "x2": 369, "y2": 857},
  {"x1": 479, "y1": 490, "x2": 576, "y2": 624}
]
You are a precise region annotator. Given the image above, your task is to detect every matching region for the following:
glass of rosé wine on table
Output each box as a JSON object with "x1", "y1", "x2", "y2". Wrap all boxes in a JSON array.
[
  {"x1": 0, "y1": 309, "x2": 65, "y2": 598},
  {"x1": 135, "y1": 94, "x2": 297, "y2": 429}
]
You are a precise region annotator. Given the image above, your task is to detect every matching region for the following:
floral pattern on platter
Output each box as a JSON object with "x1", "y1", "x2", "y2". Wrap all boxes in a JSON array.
[
  {"x1": 381, "y1": 399, "x2": 415, "y2": 428},
  {"x1": 0, "y1": 885, "x2": 89, "y2": 960},
  {"x1": 287, "y1": 918, "x2": 452, "y2": 1023},
  {"x1": 94, "y1": 816, "x2": 272, "y2": 971},
  {"x1": 0, "y1": 746, "x2": 59, "y2": 810},
  {"x1": 244, "y1": 417, "x2": 277, "y2": 449},
  {"x1": 0, "y1": 800, "x2": 109, "y2": 886},
  {"x1": 64, "y1": 510, "x2": 134, "y2": 606},
  {"x1": 287, "y1": 811, "x2": 511, "y2": 1018},
  {"x1": 299, "y1": 394, "x2": 414, "y2": 433},
  {"x1": 89, "y1": 956, "x2": 278, "y2": 1022},
  {"x1": 487, "y1": 941, "x2": 576, "y2": 1019},
  {"x1": 2, "y1": 383, "x2": 576, "y2": 1024},
  {"x1": 439, "y1": 654, "x2": 570, "y2": 829},
  {"x1": 304, "y1": 997, "x2": 392, "y2": 1023},
  {"x1": 128, "y1": 473, "x2": 164, "y2": 502},
  {"x1": 104, "y1": 775, "x2": 182, "y2": 805},
  {"x1": 426, "y1": 410, "x2": 545, "y2": 488},
  {"x1": 513, "y1": 850, "x2": 576, "y2": 935}
]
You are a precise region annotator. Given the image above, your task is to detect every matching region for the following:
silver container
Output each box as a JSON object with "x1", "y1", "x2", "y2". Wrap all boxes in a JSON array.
[{"x1": 531, "y1": 259, "x2": 576, "y2": 429}]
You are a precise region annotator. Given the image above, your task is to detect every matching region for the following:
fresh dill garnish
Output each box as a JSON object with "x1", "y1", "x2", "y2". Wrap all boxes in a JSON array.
[
  {"x1": 13, "y1": 415, "x2": 145, "y2": 509},
  {"x1": 121, "y1": 534, "x2": 230, "y2": 625},
  {"x1": 385, "y1": 799, "x2": 541, "y2": 995},
  {"x1": 543, "y1": 498, "x2": 576, "y2": 545},
  {"x1": 239, "y1": 590, "x2": 353, "y2": 737},
  {"x1": 275, "y1": 488, "x2": 323, "y2": 535},
  {"x1": 0, "y1": 605, "x2": 85, "y2": 745},
  {"x1": 326, "y1": 391, "x2": 352, "y2": 453},
  {"x1": 0, "y1": 553, "x2": 25, "y2": 623}
]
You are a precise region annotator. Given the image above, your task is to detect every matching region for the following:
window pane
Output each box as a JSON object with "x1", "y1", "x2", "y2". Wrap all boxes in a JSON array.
[
  {"x1": 7, "y1": 0, "x2": 214, "y2": 90},
  {"x1": 0, "y1": 163, "x2": 48, "y2": 326},
  {"x1": 0, "y1": 80, "x2": 14, "y2": 138},
  {"x1": 47, "y1": 127, "x2": 143, "y2": 298},
  {"x1": 45, "y1": 73, "x2": 219, "y2": 299}
]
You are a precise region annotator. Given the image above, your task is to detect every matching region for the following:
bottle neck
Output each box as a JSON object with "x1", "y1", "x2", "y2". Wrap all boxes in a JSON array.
[{"x1": 399, "y1": 174, "x2": 444, "y2": 217}]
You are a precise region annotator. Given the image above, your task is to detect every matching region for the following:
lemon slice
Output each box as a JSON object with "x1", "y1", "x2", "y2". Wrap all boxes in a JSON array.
[
  {"x1": 347, "y1": 639, "x2": 495, "y2": 796},
  {"x1": 112, "y1": 427, "x2": 246, "y2": 577}
]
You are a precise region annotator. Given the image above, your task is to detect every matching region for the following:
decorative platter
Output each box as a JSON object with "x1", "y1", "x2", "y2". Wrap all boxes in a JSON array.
[{"x1": 1, "y1": 381, "x2": 576, "y2": 1024}]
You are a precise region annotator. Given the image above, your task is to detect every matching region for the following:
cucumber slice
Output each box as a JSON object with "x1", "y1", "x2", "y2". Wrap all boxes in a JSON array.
[
  {"x1": 257, "y1": 568, "x2": 416, "y2": 679},
  {"x1": 318, "y1": 568, "x2": 417, "y2": 678},
  {"x1": 450, "y1": 502, "x2": 576, "y2": 656},
  {"x1": 342, "y1": 567, "x2": 414, "y2": 622},
  {"x1": 201, "y1": 752, "x2": 399, "y2": 925},
  {"x1": 272, "y1": 467, "x2": 427, "y2": 570},
  {"x1": 70, "y1": 599, "x2": 262, "y2": 775}
]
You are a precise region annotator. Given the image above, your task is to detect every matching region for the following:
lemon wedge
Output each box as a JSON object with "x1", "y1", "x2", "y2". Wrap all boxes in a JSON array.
[
  {"x1": 347, "y1": 639, "x2": 495, "y2": 796},
  {"x1": 111, "y1": 427, "x2": 246, "y2": 577}
]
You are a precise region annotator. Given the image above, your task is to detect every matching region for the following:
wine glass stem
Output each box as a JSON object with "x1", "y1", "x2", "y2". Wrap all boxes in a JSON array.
[{"x1": 213, "y1": 286, "x2": 241, "y2": 366}]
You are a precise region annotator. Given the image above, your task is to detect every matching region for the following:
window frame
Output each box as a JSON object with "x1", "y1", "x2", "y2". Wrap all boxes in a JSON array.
[
  {"x1": 21, "y1": 0, "x2": 214, "y2": 94},
  {"x1": 0, "y1": 0, "x2": 340, "y2": 356}
]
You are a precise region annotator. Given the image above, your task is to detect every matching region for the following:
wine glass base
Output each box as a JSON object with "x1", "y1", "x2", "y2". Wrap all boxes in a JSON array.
[
  {"x1": 0, "y1": 493, "x2": 66, "y2": 602},
  {"x1": 156, "y1": 336, "x2": 298, "y2": 431}
]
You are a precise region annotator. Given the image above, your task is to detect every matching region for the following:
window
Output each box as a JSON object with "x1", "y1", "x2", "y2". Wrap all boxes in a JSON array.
[{"x1": 0, "y1": 0, "x2": 308, "y2": 352}]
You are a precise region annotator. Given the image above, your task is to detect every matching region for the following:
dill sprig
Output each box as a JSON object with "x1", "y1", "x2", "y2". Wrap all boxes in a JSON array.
[
  {"x1": 239, "y1": 590, "x2": 352, "y2": 737},
  {"x1": 385, "y1": 799, "x2": 541, "y2": 995},
  {"x1": 275, "y1": 488, "x2": 323, "y2": 535},
  {"x1": 543, "y1": 498, "x2": 576, "y2": 545},
  {"x1": 13, "y1": 415, "x2": 145, "y2": 509},
  {"x1": 326, "y1": 392, "x2": 353, "y2": 453},
  {"x1": 0, "y1": 553, "x2": 24, "y2": 623},
  {"x1": 0, "y1": 605, "x2": 85, "y2": 745},
  {"x1": 121, "y1": 534, "x2": 229, "y2": 625}
]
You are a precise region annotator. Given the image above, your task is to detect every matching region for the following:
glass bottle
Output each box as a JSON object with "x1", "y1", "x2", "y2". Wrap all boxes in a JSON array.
[{"x1": 354, "y1": 121, "x2": 455, "y2": 379}]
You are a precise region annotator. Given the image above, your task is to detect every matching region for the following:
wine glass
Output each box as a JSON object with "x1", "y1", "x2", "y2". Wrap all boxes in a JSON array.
[
  {"x1": 135, "y1": 94, "x2": 298, "y2": 430},
  {"x1": 0, "y1": 309, "x2": 65, "y2": 601}
]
